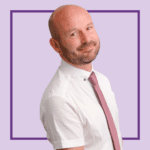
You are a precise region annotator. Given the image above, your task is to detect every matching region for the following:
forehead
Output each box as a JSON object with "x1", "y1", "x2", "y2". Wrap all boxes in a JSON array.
[{"x1": 54, "y1": 8, "x2": 92, "y2": 34}]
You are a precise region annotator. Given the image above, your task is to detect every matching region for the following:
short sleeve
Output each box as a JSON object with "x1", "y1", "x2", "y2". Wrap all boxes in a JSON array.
[{"x1": 40, "y1": 95, "x2": 85, "y2": 149}]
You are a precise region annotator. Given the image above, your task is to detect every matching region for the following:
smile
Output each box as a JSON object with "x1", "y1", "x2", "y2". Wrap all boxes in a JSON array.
[{"x1": 79, "y1": 46, "x2": 95, "y2": 52}]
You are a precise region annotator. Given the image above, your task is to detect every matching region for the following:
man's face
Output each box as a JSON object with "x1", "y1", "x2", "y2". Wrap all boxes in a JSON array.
[{"x1": 55, "y1": 8, "x2": 100, "y2": 66}]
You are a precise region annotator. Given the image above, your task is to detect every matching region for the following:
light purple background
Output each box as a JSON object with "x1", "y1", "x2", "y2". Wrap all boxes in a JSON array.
[
  {"x1": 0, "y1": 0, "x2": 150, "y2": 150},
  {"x1": 13, "y1": 12, "x2": 137, "y2": 138}
]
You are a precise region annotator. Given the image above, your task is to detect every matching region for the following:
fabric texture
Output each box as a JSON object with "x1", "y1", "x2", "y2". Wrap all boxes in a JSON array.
[
  {"x1": 88, "y1": 71, "x2": 121, "y2": 150},
  {"x1": 40, "y1": 58, "x2": 123, "y2": 150}
]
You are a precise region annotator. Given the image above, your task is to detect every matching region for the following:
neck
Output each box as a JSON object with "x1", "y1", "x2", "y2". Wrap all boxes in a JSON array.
[
  {"x1": 62, "y1": 58, "x2": 92, "y2": 72},
  {"x1": 74, "y1": 64, "x2": 92, "y2": 72}
]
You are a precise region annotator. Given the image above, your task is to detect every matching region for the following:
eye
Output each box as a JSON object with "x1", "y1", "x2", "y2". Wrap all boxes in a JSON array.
[
  {"x1": 87, "y1": 26, "x2": 92, "y2": 30},
  {"x1": 70, "y1": 32, "x2": 76, "y2": 37}
]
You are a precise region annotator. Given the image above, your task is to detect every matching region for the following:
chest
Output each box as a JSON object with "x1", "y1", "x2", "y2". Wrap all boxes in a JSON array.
[{"x1": 69, "y1": 81, "x2": 119, "y2": 139}]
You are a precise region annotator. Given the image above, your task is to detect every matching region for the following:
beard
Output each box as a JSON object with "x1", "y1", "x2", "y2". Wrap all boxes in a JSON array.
[{"x1": 58, "y1": 39, "x2": 100, "y2": 66}]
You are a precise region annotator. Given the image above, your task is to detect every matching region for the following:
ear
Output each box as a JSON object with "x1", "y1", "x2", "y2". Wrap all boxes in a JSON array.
[{"x1": 49, "y1": 38, "x2": 60, "y2": 53}]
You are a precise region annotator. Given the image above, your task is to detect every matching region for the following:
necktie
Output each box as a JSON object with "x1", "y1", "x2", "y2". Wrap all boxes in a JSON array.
[{"x1": 88, "y1": 71, "x2": 121, "y2": 150}]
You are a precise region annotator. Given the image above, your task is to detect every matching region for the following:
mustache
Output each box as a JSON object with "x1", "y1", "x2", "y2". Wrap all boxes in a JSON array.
[{"x1": 77, "y1": 41, "x2": 97, "y2": 50}]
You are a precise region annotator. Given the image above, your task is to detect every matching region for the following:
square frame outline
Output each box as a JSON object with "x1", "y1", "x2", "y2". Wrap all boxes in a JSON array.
[{"x1": 10, "y1": 10, "x2": 140, "y2": 140}]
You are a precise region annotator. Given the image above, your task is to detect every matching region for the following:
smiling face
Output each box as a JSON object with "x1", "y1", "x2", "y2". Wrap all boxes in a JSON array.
[{"x1": 50, "y1": 5, "x2": 100, "y2": 67}]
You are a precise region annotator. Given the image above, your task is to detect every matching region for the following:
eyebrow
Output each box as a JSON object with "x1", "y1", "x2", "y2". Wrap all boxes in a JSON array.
[
  {"x1": 87, "y1": 22, "x2": 93, "y2": 26},
  {"x1": 66, "y1": 22, "x2": 94, "y2": 34}
]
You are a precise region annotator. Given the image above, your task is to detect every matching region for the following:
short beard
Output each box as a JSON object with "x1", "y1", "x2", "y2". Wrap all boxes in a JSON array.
[{"x1": 58, "y1": 39, "x2": 100, "y2": 66}]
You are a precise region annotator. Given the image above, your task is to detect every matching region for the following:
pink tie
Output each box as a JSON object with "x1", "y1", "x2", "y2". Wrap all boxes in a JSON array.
[{"x1": 88, "y1": 71, "x2": 121, "y2": 150}]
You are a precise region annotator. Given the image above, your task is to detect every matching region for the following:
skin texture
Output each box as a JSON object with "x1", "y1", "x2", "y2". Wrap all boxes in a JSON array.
[
  {"x1": 49, "y1": 5, "x2": 100, "y2": 72},
  {"x1": 57, "y1": 146, "x2": 84, "y2": 150}
]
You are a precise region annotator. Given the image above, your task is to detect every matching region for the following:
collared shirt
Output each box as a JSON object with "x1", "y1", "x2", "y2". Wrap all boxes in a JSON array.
[{"x1": 40, "y1": 59, "x2": 123, "y2": 150}]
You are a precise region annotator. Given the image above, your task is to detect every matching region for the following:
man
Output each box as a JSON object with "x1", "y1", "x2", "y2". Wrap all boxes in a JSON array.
[{"x1": 40, "y1": 5, "x2": 123, "y2": 150}]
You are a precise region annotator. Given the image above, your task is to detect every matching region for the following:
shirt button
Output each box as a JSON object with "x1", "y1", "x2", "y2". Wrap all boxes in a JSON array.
[{"x1": 84, "y1": 78, "x2": 86, "y2": 81}]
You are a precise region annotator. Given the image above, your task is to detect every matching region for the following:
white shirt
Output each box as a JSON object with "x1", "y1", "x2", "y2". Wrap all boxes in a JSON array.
[{"x1": 40, "y1": 59, "x2": 123, "y2": 150}]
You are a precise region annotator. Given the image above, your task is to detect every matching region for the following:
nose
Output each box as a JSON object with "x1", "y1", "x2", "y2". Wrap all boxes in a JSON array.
[{"x1": 80, "y1": 31, "x2": 91, "y2": 44}]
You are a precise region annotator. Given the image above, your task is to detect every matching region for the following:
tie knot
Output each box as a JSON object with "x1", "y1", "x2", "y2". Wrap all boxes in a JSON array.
[{"x1": 88, "y1": 71, "x2": 98, "y2": 86}]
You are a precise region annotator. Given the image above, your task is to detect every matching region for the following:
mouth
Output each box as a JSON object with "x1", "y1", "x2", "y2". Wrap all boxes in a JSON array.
[{"x1": 79, "y1": 45, "x2": 95, "y2": 52}]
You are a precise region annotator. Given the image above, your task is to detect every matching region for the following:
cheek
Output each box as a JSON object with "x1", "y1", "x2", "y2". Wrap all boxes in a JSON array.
[
  {"x1": 64, "y1": 39, "x2": 80, "y2": 49},
  {"x1": 93, "y1": 32, "x2": 99, "y2": 39},
  {"x1": 91, "y1": 29, "x2": 99, "y2": 38}
]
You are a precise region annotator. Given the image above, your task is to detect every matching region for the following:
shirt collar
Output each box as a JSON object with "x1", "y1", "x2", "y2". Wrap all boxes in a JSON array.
[{"x1": 59, "y1": 59, "x2": 95, "y2": 81}]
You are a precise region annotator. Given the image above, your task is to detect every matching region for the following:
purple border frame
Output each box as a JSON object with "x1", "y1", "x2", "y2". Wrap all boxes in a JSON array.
[{"x1": 10, "y1": 10, "x2": 140, "y2": 140}]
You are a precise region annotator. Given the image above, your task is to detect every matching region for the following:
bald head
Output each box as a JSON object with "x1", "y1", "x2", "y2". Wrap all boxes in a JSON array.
[
  {"x1": 48, "y1": 5, "x2": 100, "y2": 68},
  {"x1": 48, "y1": 5, "x2": 91, "y2": 42}
]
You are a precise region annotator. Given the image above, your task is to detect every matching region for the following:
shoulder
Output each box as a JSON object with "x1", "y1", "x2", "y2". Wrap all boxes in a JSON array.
[
  {"x1": 94, "y1": 70, "x2": 113, "y2": 92},
  {"x1": 40, "y1": 68, "x2": 72, "y2": 111},
  {"x1": 42, "y1": 68, "x2": 71, "y2": 100},
  {"x1": 94, "y1": 70, "x2": 109, "y2": 83}
]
